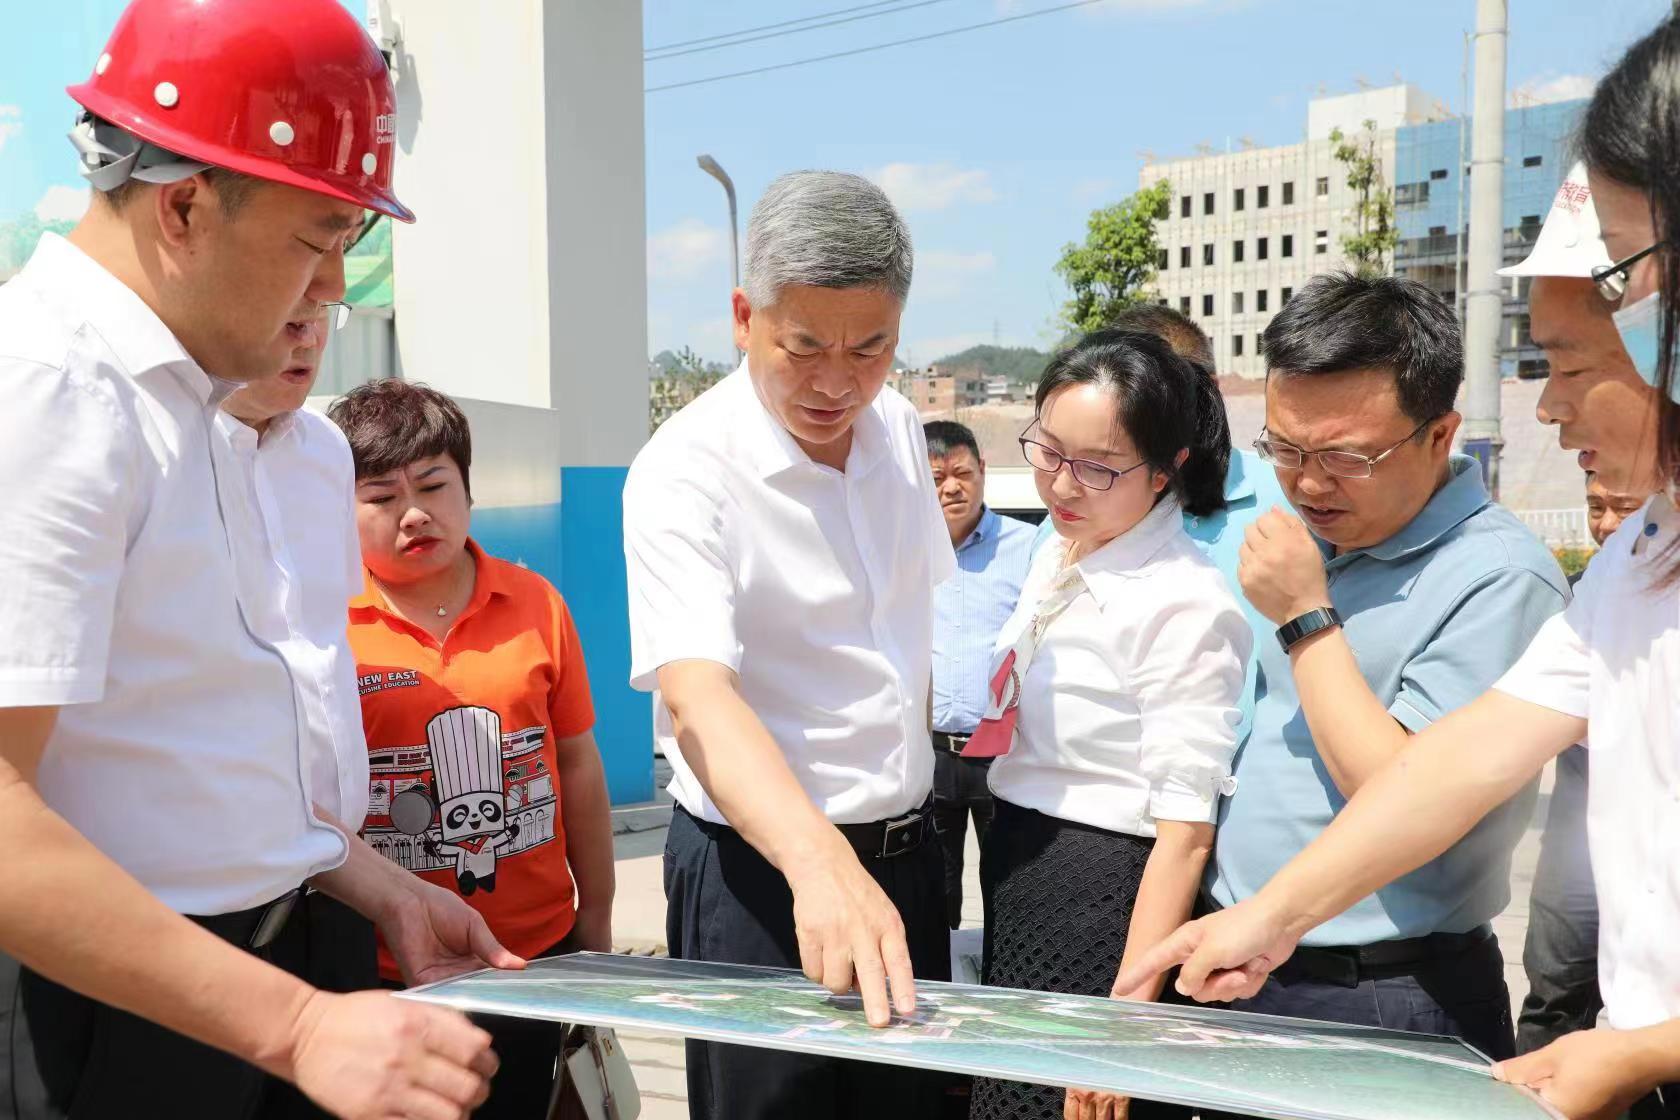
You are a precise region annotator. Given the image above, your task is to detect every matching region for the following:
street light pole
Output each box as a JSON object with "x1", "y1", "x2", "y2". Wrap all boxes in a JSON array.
[{"x1": 696, "y1": 154, "x2": 740, "y2": 293}]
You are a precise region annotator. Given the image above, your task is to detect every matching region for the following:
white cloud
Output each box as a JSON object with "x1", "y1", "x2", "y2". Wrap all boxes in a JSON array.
[
  {"x1": 689, "y1": 316, "x2": 737, "y2": 362},
  {"x1": 870, "y1": 163, "x2": 998, "y2": 213},
  {"x1": 916, "y1": 249, "x2": 997, "y2": 298},
  {"x1": 1510, "y1": 73, "x2": 1596, "y2": 108},
  {"x1": 1071, "y1": 178, "x2": 1120, "y2": 204},
  {"x1": 0, "y1": 105, "x2": 21, "y2": 156},
  {"x1": 647, "y1": 218, "x2": 729, "y2": 283},
  {"x1": 34, "y1": 185, "x2": 90, "y2": 224}
]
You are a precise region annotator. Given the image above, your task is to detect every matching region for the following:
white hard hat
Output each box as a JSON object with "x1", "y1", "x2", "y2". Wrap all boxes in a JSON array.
[{"x1": 1498, "y1": 161, "x2": 1613, "y2": 279}]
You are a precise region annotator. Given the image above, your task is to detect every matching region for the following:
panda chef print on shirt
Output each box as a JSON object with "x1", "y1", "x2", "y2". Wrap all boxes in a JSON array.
[{"x1": 421, "y1": 706, "x2": 519, "y2": 894}]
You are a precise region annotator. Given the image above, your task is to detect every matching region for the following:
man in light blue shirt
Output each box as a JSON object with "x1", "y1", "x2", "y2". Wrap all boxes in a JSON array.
[
  {"x1": 1200, "y1": 273, "x2": 1568, "y2": 1079},
  {"x1": 926, "y1": 420, "x2": 1036, "y2": 929},
  {"x1": 1030, "y1": 306, "x2": 1288, "y2": 736}
]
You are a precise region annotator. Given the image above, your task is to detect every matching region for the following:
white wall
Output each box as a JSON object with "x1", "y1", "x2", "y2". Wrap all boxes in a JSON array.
[
  {"x1": 1308, "y1": 84, "x2": 1439, "y2": 142},
  {"x1": 540, "y1": 0, "x2": 650, "y2": 468},
  {"x1": 380, "y1": 0, "x2": 648, "y2": 471},
  {"x1": 385, "y1": 1, "x2": 555, "y2": 411}
]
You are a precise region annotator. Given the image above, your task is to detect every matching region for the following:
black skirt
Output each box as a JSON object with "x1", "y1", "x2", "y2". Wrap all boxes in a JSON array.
[{"x1": 970, "y1": 797, "x2": 1156, "y2": 1120}]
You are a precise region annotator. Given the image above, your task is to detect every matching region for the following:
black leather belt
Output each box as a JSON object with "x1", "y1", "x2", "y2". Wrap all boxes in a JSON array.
[
  {"x1": 834, "y1": 798, "x2": 935, "y2": 860},
  {"x1": 1197, "y1": 892, "x2": 1492, "y2": 988},
  {"x1": 1284, "y1": 928, "x2": 1494, "y2": 987},
  {"x1": 190, "y1": 887, "x2": 305, "y2": 951},
  {"x1": 931, "y1": 730, "x2": 972, "y2": 754}
]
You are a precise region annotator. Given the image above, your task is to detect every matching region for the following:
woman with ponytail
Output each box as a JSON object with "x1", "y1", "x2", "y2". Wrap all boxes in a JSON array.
[
  {"x1": 1113, "y1": 16, "x2": 1680, "y2": 1120},
  {"x1": 965, "y1": 330, "x2": 1251, "y2": 1120}
]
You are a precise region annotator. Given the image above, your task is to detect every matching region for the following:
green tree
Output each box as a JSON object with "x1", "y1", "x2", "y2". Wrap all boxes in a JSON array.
[
  {"x1": 1328, "y1": 120, "x2": 1399, "y2": 277},
  {"x1": 1053, "y1": 179, "x2": 1172, "y2": 336},
  {"x1": 0, "y1": 213, "x2": 76, "y2": 274}
]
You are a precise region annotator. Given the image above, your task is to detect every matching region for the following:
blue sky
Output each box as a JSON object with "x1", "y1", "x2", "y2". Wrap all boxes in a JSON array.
[{"x1": 4, "y1": 1, "x2": 1671, "y2": 364}]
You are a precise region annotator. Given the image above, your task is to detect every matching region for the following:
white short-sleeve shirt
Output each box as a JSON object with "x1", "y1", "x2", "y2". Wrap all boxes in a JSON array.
[
  {"x1": 988, "y1": 497, "x2": 1251, "y2": 836},
  {"x1": 624, "y1": 365, "x2": 954, "y2": 825},
  {"x1": 215, "y1": 407, "x2": 370, "y2": 829},
  {"x1": 0, "y1": 234, "x2": 352, "y2": 914},
  {"x1": 1494, "y1": 493, "x2": 1680, "y2": 1030}
]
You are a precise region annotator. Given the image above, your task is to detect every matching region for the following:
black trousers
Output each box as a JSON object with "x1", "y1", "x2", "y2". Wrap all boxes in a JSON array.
[
  {"x1": 663, "y1": 805, "x2": 952, "y2": 1120},
  {"x1": 1632, "y1": 1084, "x2": 1680, "y2": 1119},
  {"x1": 931, "y1": 748, "x2": 994, "y2": 929},
  {"x1": 0, "y1": 890, "x2": 378, "y2": 1120},
  {"x1": 1139, "y1": 930, "x2": 1516, "y2": 1120}
]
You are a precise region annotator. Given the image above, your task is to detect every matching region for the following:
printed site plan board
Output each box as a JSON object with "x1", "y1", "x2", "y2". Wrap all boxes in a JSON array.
[{"x1": 402, "y1": 953, "x2": 1560, "y2": 1120}]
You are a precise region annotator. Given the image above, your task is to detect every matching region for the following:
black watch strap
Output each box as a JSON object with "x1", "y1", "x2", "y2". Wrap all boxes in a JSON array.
[{"x1": 1277, "y1": 606, "x2": 1343, "y2": 652}]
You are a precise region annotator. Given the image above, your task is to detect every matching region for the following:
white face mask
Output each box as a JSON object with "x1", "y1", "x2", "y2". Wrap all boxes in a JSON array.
[{"x1": 1611, "y1": 290, "x2": 1680, "y2": 404}]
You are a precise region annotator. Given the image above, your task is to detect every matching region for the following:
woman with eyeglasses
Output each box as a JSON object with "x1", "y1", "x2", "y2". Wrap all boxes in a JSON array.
[
  {"x1": 1113, "y1": 17, "x2": 1680, "y2": 1120},
  {"x1": 965, "y1": 330, "x2": 1251, "y2": 1120}
]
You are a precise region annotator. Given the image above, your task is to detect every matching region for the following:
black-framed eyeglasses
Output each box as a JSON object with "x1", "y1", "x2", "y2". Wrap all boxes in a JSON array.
[
  {"x1": 320, "y1": 301, "x2": 353, "y2": 331},
  {"x1": 1252, "y1": 417, "x2": 1437, "y2": 479},
  {"x1": 1019, "y1": 430, "x2": 1149, "y2": 492},
  {"x1": 1591, "y1": 240, "x2": 1664, "y2": 304},
  {"x1": 347, "y1": 211, "x2": 383, "y2": 253}
]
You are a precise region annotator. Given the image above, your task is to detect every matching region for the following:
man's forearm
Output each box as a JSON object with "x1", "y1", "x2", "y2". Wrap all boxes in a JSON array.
[
  {"x1": 0, "y1": 766, "x2": 315, "y2": 1079},
  {"x1": 1258, "y1": 691, "x2": 1577, "y2": 938},
  {"x1": 1623, "y1": 1020, "x2": 1680, "y2": 1094},
  {"x1": 667, "y1": 681, "x2": 850, "y2": 877},
  {"x1": 1288, "y1": 627, "x2": 1409, "y2": 797},
  {"x1": 552, "y1": 738, "x2": 615, "y2": 925}
]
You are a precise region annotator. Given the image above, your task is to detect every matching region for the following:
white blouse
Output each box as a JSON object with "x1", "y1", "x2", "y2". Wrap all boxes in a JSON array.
[
  {"x1": 987, "y1": 497, "x2": 1251, "y2": 836},
  {"x1": 1495, "y1": 493, "x2": 1680, "y2": 1031}
]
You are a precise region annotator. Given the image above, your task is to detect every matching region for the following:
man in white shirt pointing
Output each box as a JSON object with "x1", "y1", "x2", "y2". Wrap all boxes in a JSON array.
[
  {"x1": 624, "y1": 170, "x2": 955, "y2": 1120},
  {"x1": 0, "y1": 3, "x2": 513, "y2": 1118}
]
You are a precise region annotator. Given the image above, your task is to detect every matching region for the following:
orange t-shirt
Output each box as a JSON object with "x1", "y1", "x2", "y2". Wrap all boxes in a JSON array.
[{"x1": 347, "y1": 539, "x2": 595, "y2": 979}]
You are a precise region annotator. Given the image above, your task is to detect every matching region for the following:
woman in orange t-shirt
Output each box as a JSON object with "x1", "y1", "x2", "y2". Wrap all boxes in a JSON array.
[{"x1": 329, "y1": 379, "x2": 614, "y2": 1119}]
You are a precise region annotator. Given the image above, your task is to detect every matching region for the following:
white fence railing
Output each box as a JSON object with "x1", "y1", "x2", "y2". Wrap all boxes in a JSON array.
[{"x1": 1513, "y1": 508, "x2": 1591, "y2": 548}]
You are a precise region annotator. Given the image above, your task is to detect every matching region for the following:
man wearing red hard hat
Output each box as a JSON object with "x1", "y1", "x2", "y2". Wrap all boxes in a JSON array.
[{"x1": 0, "y1": 3, "x2": 522, "y2": 1119}]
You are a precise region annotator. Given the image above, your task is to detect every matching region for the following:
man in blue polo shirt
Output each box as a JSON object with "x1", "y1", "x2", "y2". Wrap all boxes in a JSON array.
[
  {"x1": 1030, "y1": 305, "x2": 1287, "y2": 736},
  {"x1": 1204, "y1": 273, "x2": 1568, "y2": 1069},
  {"x1": 926, "y1": 420, "x2": 1036, "y2": 929}
]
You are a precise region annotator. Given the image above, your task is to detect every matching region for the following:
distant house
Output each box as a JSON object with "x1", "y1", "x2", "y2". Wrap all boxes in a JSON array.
[{"x1": 891, "y1": 364, "x2": 988, "y2": 416}]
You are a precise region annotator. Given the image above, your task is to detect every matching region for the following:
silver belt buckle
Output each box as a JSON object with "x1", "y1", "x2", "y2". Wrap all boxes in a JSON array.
[
  {"x1": 249, "y1": 887, "x2": 303, "y2": 950},
  {"x1": 879, "y1": 811, "x2": 924, "y2": 858}
]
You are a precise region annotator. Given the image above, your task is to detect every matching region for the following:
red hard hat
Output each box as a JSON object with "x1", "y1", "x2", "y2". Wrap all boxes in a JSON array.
[{"x1": 68, "y1": 0, "x2": 414, "y2": 222}]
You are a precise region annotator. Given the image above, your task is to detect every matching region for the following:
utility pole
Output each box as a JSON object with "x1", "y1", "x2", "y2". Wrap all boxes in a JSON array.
[{"x1": 1463, "y1": 0, "x2": 1507, "y2": 497}]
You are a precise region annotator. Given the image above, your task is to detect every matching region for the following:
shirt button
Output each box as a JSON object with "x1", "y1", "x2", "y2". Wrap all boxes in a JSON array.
[{"x1": 1190, "y1": 517, "x2": 1201, "y2": 527}]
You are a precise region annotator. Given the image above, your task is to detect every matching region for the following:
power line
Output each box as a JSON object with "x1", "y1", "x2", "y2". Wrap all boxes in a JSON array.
[
  {"x1": 646, "y1": 0, "x2": 966, "y2": 63},
  {"x1": 646, "y1": 0, "x2": 1112, "y2": 94},
  {"x1": 644, "y1": 0, "x2": 906, "y2": 55}
]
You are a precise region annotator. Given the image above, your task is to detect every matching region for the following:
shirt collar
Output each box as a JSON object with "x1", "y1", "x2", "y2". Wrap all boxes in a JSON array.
[
  {"x1": 1223, "y1": 449, "x2": 1258, "y2": 503},
  {"x1": 25, "y1": 233, "x2": 228, "y2": 406},
  {"x1": 958, "y1": 506, "x2": 999, "y2": 551},
  {"x1": 1072, "y1": 496, "x2": 1184, "y2": 610},
  {"x1": 734, "y1": 360, "x2": 888, "y2": 480},
  {"x1": 213, "y1": 406, "x2": 302, "y2": 451},
  {"x1": 1324, "y1": 454, "x2": 1490, "y2": 566}
]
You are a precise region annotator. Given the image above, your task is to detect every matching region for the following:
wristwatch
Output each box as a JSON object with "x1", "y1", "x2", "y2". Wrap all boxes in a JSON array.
[{"x1": 1277, "y1": 606, "x2": 1343, "y2": 652}]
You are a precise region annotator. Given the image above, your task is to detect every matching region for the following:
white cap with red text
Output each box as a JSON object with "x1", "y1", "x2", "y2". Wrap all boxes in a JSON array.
[{"x1": 1498, "y1": 161, "x2": 1613, "y2": 279}]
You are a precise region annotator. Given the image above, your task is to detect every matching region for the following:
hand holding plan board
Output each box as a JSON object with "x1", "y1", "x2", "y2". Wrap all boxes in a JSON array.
[{"x1": 401, "y1": 953, "x2": 1561, "y2": 1120}]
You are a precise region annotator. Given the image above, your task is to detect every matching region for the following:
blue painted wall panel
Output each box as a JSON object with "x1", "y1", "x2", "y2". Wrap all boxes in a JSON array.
[
  {"x1": 472, "y1": 481, "x2": 653, "y2": 806},
  {"x1": 560, "y1": 467, "x2": 652, "y2": 805}
]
